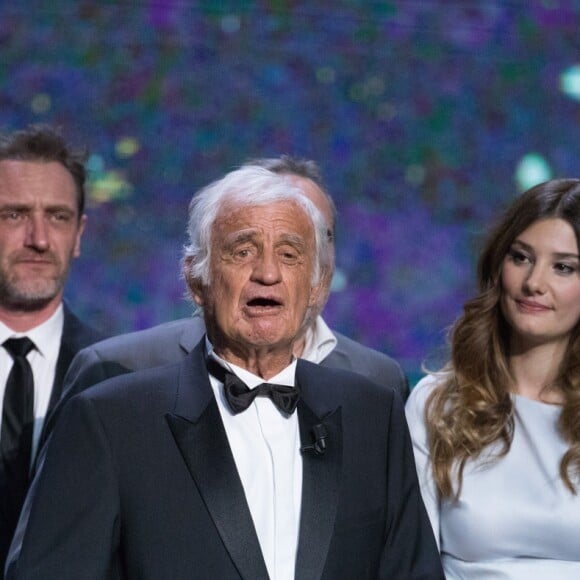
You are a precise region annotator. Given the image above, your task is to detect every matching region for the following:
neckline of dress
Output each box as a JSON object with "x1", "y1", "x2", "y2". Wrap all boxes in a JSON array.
[{"x1": 512, "y1": 392, "x2": 562, "y2": 411}]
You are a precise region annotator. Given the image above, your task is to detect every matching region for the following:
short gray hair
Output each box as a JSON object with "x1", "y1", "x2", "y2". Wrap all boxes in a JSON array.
[
  {"x1": 183, "y1": 165, "x2": 331, "y2": 286},
  {"x1": 243, "y1": 155, "x2": 337, "y2": 241}
]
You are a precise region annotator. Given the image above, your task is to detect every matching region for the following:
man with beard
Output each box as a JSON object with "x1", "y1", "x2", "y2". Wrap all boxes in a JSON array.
[{"x1": 0, "y1": 125, "x2": 104, "y2": 576}]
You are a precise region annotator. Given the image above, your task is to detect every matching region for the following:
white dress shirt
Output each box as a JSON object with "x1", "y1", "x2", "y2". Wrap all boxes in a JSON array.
[
  {"x1": 206, "y1": 340, "x2": 302, "y2": 580},
  {"x1": 0, "y1": 305, "x2": 64, "y2": 466}
]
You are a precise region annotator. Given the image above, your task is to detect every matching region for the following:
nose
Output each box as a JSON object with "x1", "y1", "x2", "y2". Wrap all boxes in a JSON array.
[
  {"x1": 523, "y1": 263, "x2": 547, "y2": 295},
  {"x1": 250, "y1": 249, "x2": 282, "y2": 285},
  {"x1": 25, "y1": 213, "x2": 50, "y2": 251}
]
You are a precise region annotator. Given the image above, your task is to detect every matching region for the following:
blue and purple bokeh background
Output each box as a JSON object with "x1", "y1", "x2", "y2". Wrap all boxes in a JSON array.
[{"x1": 1, "y1": 1, "x2": 578, "y2": 383}]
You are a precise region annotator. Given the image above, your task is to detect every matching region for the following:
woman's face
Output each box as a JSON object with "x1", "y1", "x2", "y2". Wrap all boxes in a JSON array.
[{"x1": 500, "y1": 218, "x2": 580, "y2": 351}]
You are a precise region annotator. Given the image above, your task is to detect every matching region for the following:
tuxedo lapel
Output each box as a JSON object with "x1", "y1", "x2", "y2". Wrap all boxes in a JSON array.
[
  {"x1": 165, "y1": 347, "x2": 269, "y2": 580},
  {"x1": 295, "y1": 361, "x2": 343, "y2": 580}
]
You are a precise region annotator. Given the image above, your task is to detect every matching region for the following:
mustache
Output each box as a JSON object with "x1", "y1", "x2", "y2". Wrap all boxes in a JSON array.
[{"x1": 11, "y1": 250, "x2": 60, "y2": 265}]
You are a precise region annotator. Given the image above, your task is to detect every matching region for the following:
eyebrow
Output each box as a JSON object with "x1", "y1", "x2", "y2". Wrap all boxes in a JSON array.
[
  {"x1": 224, "y1": 230, "x2": 258, "y2": 247},
  {"x1": 0, "y1": 203, "x2": 29, "y2": 211},
  {"x1": 511, "y1": 239, "x2": 579, "y2": 260},
  {"x1": 224, "y1": 230, "x2": 307, "y2": 249},
  {"x1": 0, "y1": 203, "x2": 75, "y2": 213},
  {"x1": 277, "y1": 232, "x2": 307, "y2": 248}
]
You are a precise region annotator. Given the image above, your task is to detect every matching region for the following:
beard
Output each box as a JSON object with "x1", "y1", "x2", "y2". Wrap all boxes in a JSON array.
[{"x1": 0, "y1": 256, "x2": 69, "y2": 311}]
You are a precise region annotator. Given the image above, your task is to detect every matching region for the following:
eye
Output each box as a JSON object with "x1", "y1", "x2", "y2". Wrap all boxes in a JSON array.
[
  {"x1": 49, "y1": 211, "x2": 74, "y2": 222},
  {"x1": 279, "y1": 247, "x2": 300, "y2": 264},
  {"x1": 554, "y1": 262, "x2": 577, "y2": 275},
  {"x1": 0, "y1": 210, "x2": 24, "y2": 221},
  {"x1": 507, "y1": 249, "x2": 531, "y2": 265},
  {"x1": 232, "y1": 246, "x2": 255, "y2": 262}
]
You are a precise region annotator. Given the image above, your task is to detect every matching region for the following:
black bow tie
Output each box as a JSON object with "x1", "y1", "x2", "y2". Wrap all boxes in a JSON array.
[{"x1": 207, "y1": 357, "x2": 300, "y2": 415}]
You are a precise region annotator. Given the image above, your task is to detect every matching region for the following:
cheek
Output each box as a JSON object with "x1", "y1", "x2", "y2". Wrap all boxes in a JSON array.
[
  {"x1": 500, "y1": 263, "x2": 519, "y2": 295},
  {"x1": 561, "y1": 285, "x2": 580, "y2": 320},
  {"x1": 210, "y1": 272, "x2": 242, "y2": 309},
  {"x1": 291, "y1": 274, "x2": 316, "y2": 305},
  {"x1": 56, "y1": 230, "x2": 82, "y2": 259}
]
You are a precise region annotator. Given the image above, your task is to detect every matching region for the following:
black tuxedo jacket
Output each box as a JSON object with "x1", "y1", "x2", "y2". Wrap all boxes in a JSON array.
[
  {"x1": 44, "y1": 316, "x2": 408, "y2": 444},
  {"x1": 7, "y1": 342, "x2": 442, "y2": 580},
  {"x1": 0, "y1": 305, "x2": 104, "y2": 578}
]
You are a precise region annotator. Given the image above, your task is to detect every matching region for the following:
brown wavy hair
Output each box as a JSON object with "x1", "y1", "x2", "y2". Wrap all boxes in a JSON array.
[{"x1": 426, "y1": 178, "x2": 580, "y2": 498}]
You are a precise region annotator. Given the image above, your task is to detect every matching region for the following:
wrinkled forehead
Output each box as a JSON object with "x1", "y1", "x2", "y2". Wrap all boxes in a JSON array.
[
  {"x1": 210, "y1": 201, "x2": 316, "y2": 259},
  {"x1": 216, "y1": 198, "x2": 312, "y2": 230}
]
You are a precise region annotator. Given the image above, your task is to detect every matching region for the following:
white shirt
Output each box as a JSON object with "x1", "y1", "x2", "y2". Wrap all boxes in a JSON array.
[
  {"x1": 206, "y1": 340, "x2": 302, "y2": 580},
  {"x1": 0, "y1": 305, "x2": 64, "y2": 466},
  {"x1": 300, "y1": 315, "x2": 337, "y2": 364}
]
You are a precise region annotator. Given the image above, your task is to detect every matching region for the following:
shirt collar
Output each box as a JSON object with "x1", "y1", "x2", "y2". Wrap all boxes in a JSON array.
[
  {"x1": 300, "y1": 315, "x2": 337, "y2": 363},
  {"x1": 205, "y1": 337, "x2": 297, "y2": 388},
  {"x1": 0, "y1": 304, "x2": 64, "y2": 358}
]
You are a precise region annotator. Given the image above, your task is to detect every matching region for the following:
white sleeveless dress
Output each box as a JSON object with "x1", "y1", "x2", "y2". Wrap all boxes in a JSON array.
[{"x1": 406, "y1": 375, "x2": 580, "y2": 579}]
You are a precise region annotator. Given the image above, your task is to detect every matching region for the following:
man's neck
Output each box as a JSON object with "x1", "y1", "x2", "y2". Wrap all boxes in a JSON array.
[
  {"x1": 292, "y1": 335, "x2": 306, "y2": 358},
  {"x1": 0, "y1": 297, "x2": 63, "y2": 333},
  {"x1": 213, "y1": 344, "x2": 294, "y2": 381}
]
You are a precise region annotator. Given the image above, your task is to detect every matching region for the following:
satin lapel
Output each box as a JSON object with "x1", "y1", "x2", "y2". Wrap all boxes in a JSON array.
[
  {"x1": 165, "y1": 346, "x2": 269, "y2": 580},
  {"x1": 295, "y1": 361, "x2": 343, "y2": 580}
]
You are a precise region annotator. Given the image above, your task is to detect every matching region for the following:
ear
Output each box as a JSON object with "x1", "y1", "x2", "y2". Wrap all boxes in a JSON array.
[
  {"x1": 190, "y1": 279, "x2": 205, "y2": 307},
  {"x1": 73, "y1": 214, "x2": 87, "y2": 258},
  {"x1": 309, "y1": 264, "x2": 332, "y2": 307},
  {"x1": 308, "y1": 277, "x2": 325, "y2": 308},
  {"x1": 183, "y1": 256, "x2": 204, "y2": 306}
]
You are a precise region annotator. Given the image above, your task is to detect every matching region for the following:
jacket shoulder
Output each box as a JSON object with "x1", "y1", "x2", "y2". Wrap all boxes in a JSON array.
[
  {"x1": 326, "y1": 330, "x2": 408, "y2": 399},
  {"x1": 62, "y1": 304, "x2": 107, "y2": 349},
  {"x1": 72, "y1": 317, "x2": 205, "y2": 372}
]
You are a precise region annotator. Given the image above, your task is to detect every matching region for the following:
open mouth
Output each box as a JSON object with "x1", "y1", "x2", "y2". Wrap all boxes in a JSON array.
[
  {"x1": 244, "y1": 297, "x2": 284, "y2": 316},
  {"x1": 247, "y1": 297, "x2": 282, "y2": 308}
]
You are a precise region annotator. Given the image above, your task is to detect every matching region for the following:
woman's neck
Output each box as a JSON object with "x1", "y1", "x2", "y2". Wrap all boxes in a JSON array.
[{"x1": 508, "y1": 339, "x2": 567, "y2": 403}]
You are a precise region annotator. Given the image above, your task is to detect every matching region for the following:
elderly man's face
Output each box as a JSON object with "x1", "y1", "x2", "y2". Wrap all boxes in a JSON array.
[{"x1": 193, "y1": 200, "x2": 321, "y2": 357}]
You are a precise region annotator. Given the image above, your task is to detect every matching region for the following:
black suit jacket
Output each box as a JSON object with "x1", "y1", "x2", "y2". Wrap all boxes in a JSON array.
[
  {"x1": 0, "y1": 305, "x2": 104, "y2": 578},
  {"x1": 43, "y1": 316, "x2": 408, "y2": 445},
  {"x1": 8, "y1": 342, "x2": 442, "y2": 579}
]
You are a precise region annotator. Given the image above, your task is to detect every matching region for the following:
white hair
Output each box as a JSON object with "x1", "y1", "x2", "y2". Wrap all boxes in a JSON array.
[{"x1": 182, "y1": 165, "x2": 331, "y2": 287}]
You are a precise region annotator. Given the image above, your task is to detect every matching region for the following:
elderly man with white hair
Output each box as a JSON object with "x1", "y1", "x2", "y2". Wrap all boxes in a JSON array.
[{"x1": 7, "y1": 166, "x2": 440, "y2": 579}]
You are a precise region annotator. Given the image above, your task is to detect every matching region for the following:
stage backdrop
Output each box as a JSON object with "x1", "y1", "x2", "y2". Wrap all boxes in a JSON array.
[{"x1": 1, "y1": 1, "x2": 578, "y2": 383}]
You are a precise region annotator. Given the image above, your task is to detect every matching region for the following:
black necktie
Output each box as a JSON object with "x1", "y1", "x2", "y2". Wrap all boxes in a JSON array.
[
  {"x1": 1, "y1": 337, "x2": 35, "y2": 487},
  {"x1": 207, "y1": 357, "x2": 300, "y2": 415}
]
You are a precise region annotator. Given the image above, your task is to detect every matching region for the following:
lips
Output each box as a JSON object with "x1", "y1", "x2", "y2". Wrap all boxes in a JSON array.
[
  {"x1": 13, "y1": 259, "x2": 56, "y2": 271},
  {"x1": 516, "y1": 298, "x2": 552, "y2": 313},
  {"x1": 244, "y1": 296, "x2": 283, "y2": 315},
  {"x1": 16, "y1": 258, "x2": 54, "y2": 264}
]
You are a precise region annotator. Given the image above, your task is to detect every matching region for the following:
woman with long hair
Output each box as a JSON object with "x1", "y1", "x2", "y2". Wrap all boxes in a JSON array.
[{"x1": 406, "y1": 178, "x2": 580, "y2": 578}]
